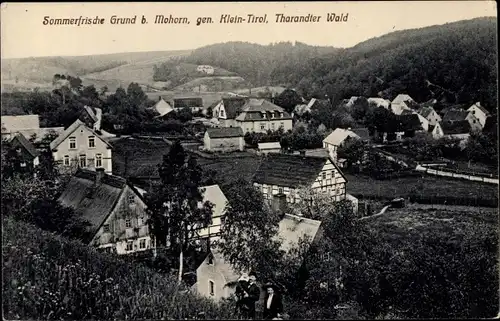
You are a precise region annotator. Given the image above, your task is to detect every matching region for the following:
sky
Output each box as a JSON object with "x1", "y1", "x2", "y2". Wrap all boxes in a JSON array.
[{"x1": 0, "y1": 1, "x2": 497, "y2": 59}]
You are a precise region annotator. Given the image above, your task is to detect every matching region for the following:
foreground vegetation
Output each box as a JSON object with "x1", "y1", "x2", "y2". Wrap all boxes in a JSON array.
[{"x1": 2, "y1": 218, "x2": 236, "y2": 320}]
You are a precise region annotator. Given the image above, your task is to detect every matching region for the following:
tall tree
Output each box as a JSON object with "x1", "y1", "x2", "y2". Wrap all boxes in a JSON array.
[
  {"x1": 216, "y1": 178, "x2": 283, "y2": 281},
  {"x1": 145, "y1": 141, "x2": 213, "y2": 283}
]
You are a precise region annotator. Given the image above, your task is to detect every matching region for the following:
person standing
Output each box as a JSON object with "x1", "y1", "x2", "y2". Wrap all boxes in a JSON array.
[
  {"x1": 263, "y1": 283, "x2": 283, "y2": 320},
  {"x1": 241, "y1": 272, "x2": 260, "y2": 319}
]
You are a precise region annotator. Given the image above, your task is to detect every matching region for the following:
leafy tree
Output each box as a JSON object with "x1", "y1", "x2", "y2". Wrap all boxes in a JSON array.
[
  {"x1": 274, "y1": 88, "x2": 303, "y2": 114},
  {"x1": 338, "y1": 139, "x2": 368, "y2": 167},
  {"x1": 465, "y1": 132, "x2": 498, "y2": 165},
  {"x1": 216, "y1": 178, "x2": 283, "y2": 281},
  {"x1": 176, "y1": 107, "x2": 194, "y2": 123},
  {"x1": 144, "y1": 141, "x2": 214, "y2": 283}
]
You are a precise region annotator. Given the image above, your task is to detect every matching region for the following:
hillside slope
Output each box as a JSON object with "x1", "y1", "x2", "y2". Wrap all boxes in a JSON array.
[
  {"x1": 2, "y1": 218, "x2": 235, "y2": 320},
  {"x1": 293, "y1": 17, "x2": 498, "y2": 110},
  {"x1": 178, "y1": 41, "x2": 340, "y2": 87}
]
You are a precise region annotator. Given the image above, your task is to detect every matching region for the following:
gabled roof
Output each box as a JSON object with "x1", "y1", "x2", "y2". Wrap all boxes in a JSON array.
[
  {"x1": 152, "y1": 98, "x2": 174, "y2": 117},
  {"x1": 206, "y1": 127, "x2": 243, "y2": 138},
  {"x1": 275, "y1": 214, "x2": 322, "y2": 254},
  {"x1": 221, "y1": 97, "x2": 248, "y2": 119},
  {"x1": 391, "y1": 94, "x2": 414, "y2": 105},
  {"x1": 258, "y1": 142, "x2": 281, "y2": 150},
  {"x1": 1, "y1": 115, "x2": 40, "y2": 133},
  {"x1": 235, "y1": 99, "x2": 292, "y2": 121},
  {"x1": 443, "y1": 109, "x2": 468, "y2": 122},
  {"x1": 83, "y1": 105, "x2": 98, "y2": 123},
  {"x1": 173, "y1": 97, "x2": 203, "y2": 108},
  {"x1": 16, "y1": 127, "x2": 65, "y2": 144},
  {"x1": 379, "y1": 114, "x2": 422, "y2": 132},
  {"x1": 58, "y1": 169, "x2": 130, "y2": 240},
  {"x1": 418, "y1": 106, "x2": 436, "y2": 118},
  {"x1": 200, "y1": 185, "x2": 228, "y2": 219},
  {"x1": 323, "y1": 128, "x2": 360, "y2": 146},
  {"x1": 49, "y1": 119, "x2": 112, "y2": 151},
  {"x1": 351, "y1": 127, "x2": 370, "y2": 140},
  {"x1": 439, "y1": 120, "x2": 472, "y2": 135},
  {"x1": 467, "y1": 102, "x2": 491, "y2": 116},
  {"x1": 253, "y1": 154, "x2": 330, "y2": 187},
  {"x1": 10, "y1": 133, "x2": 40, "y2": 158}
]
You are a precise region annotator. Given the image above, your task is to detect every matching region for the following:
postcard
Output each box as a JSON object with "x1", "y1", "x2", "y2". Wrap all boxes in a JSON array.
[{"x1": 1, "y1": 1, "x2": 498, "y2": 320}]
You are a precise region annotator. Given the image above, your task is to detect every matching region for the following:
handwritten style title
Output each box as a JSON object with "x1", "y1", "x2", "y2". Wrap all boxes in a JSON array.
[{"x1": 41, "y1": 13, "x2": 349, "y2": 26}]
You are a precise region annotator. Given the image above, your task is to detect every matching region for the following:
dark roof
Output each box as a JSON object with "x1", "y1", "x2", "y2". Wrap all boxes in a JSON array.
[
  {"x1": 401, "y1": 109, "x2": 414, "y2": 115},
  {"x1": 440, "y1": 120, "x2": 471, "y2": 135},
  {"x1": 418, "y1": 106, "x2": 435, "y2": 118},
  {"x1": 252, "y1": 154, "x2": 328, "y2": 187},
  {"x1": 351, "y1": 127, "x2": 370, "y2": 140},
  {"x1": 10, "y1": 133, "x2": 40, "y2": 158},
  {"x1": 235, "y1": 99, "x2": 292, "y2": 121},
  {"x1": 443, "y1": 109, "x2": 468, "y2": 122},
  {"x1": 58, "y1": 169, "x2": 130, "y2": 241},
  {"x1": 222, "y1": 97, "x2": 248, "y2": 119},
  {"x1": 380, "y1": 114, "x2": 421, "y2": 132},
  {"x1": 206, "y1": 127, "x2": 244, "y2": 138},
  {"x1": 174, "y1": 97, "x2": 203, "y2": 108}
]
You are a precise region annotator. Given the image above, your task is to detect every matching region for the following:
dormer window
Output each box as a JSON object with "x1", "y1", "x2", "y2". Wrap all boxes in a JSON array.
[
  {"x1": 271, "y1": 112, "x2": 275, "y2": 119},
  {"x1": 261, "y1": 112, "x2": 267, "y2": 119},
  {"x1": 280, "y1": 112, "x2": 284, "y2": 118}
]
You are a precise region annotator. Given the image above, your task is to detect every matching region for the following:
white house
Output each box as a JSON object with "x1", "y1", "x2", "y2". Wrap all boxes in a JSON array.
[
  {"x1": 257, "y1": 142, "x2": 282, "y2": 155},
  {"x1": 322, "y1": 128, "x2": 361, "y2": 163},
  {"x1": 367, "y1": 97, "x2": 391, "y2": 109},
  {"x1": 50, "y1": 119, "x2": 113, "y2": 174},
  {"x1": 417, "y1": 106, "x2": 442, "y2": 127},
  {"x1": 197, "y1": 65, "x2": 215, "y2": 75},
  {"x1": 432, "y1": 120, "x2": 471, "y2": 148},
  {"x1": 402, "y1": 110, "x2": 429, "y2": 132},
  {"x1": 150, "y1": 97, "x2": 174, "y2": 118},
  {"x1": 391, "y1": 94, "x2": 417, "y2": 115},
  {"x1": 467, "y1": 102, "x2": 490, "y2": 128},
  {"x1": 203, "y1": 127, "x2": 245, "y2": 152}
]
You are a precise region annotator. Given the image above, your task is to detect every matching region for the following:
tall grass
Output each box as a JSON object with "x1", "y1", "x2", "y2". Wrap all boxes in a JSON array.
[{"x1": 2, "y1": 218, "x2": 236, "y2": 320}]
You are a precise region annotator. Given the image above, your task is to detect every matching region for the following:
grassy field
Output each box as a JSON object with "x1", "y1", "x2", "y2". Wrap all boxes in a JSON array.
[
  {"x1": 345, "y1": 173, "x2": 498, "y2": 205},
  {"x1": 2, "y1": 218, "x2": 236, "y2": 320}
]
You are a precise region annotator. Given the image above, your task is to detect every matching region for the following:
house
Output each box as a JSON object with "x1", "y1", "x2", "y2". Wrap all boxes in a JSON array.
[
  {"x1": 432, "y1": 120, "x2": 471, "y2": 139},
  {"x1": 81, "y1": 105, "x2": 103, "y2": 131},
  {"x1": 197, "y1": 65, "x2": 215, "y2": 75},
  {"x1": 417, "y1": 106, "x2": 442, "y2": 127},
  {"x1": 195, "y1": 213, "x2": 322, "y2": 301},
  {"x1": 58, "y1": 168, "x2": 153, "y2": 254},
  {"x1": 173, "y1": 97, "x2": 204, "y2": 113},
  {"x1": 376, "y1": 113, "x2": 422, "y2": 142},
  {"x1": 191, "y1": 185, "x2": 229, "y2": 242},
  {"x1": 443, "y1": 109, "x2": 468, "y2": 122},
  {"x1": 390, "y1": 94, "x2": 418, "y2": 115},
  {"x1": 203, "y1": 127, "x2": 244, "y2": 152},
  {"x1": 253, "y1": 154, "x2": 347, "y2": 205},
  {"x1": 50, "y1": 119, "x2": 113, "y2": 174},
  {"x1": 234, "y1": 98, "x2": 293, "y2": 134},
  {"x1": 1, "y1": 114, "x2": 64, "y2": 145},
  {"x1": 402, "y1": 109, "x2": 429, "y2": 131},
  {"x1": 322, "y1": 128, "x2": 361, "y2": 163},
  {"x1": 150, "y1": 97, "x2": 174, "y2": 119},
  {"x1": 367, "y1": 97, "x2": 391, "y2": 109},
  {"x1": 5, "y1": 133, "x2": 40, "y2": 173},
  {"x1": 211, "y1": 97, "x2": 248, "y2": 127},
  {"x1": 293, "y1": 98, "x2": 319, "y2": 117},
  {"x1": 257, "y1": 142, "x2": 282, "y2": 155},
  {"x1": 467, "y1": 102, "x2": 490, "y2": 128}
]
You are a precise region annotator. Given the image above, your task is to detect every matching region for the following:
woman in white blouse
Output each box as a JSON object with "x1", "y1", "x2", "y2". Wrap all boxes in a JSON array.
[{"x1": 263, "y1": 283, "x2": 283, "y2": 320}]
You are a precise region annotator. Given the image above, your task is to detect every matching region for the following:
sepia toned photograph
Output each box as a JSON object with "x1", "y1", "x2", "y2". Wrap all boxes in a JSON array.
[{"x1": 1, "y1": 1, "x2": 498, "y2": 320}]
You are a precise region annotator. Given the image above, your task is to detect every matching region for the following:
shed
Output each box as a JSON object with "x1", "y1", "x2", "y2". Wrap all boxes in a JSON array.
[
  {"x1": 257, "y1": 142, "x2": 281, "y2": 154},
  {"x1": 203, "y1": 127, "x2": 244, "y2": 152}
]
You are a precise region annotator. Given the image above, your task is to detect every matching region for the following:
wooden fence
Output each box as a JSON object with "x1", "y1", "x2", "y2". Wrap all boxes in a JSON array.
[{"x1": 415, "y1": 165, "x2": 499, "y2": 185}]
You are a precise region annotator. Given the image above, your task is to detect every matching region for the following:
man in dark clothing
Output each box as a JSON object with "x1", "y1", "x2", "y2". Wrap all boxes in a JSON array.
[
  {"x1": 239, "y1": 273, "x2": 260, "y2": 319},
  {"x1": 263, "y1": 283, "x2": 284, "y2": 320}
]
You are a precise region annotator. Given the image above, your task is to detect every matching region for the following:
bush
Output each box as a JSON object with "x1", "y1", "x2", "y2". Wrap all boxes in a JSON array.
[{"x1": 2, "y1": 218, "x2": 237, "y2": 320}]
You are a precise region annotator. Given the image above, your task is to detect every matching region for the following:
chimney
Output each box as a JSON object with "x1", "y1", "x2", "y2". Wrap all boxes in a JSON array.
[
  {"x1": 271, "y1": 193, "x2": 287, "y2": 217},
  {"x1": 299, "y1": 150, "x2": 306, "y2": 156},
  {"x1": 347, "y1": 127, "x2": 352, "y2": 130},
  {"x1": 159, "y1": 96, "x2": 162, "y2": 101},
  {"x1": 95, "y1": 167, "x2": 105, "y2": 185}
]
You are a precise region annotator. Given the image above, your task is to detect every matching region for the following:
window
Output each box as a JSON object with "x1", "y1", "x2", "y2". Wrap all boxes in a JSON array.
[
  {"x1": 271, "y1": 122, "x2": 275, "y2": 129},
  {"x1": 128, "y1": 194, "x2": 135, "y2": 205},
  {"x1": 271, "y1": 112, "x2": 275, "y2": 119},
  {"x1": 262, "y1": 186, "x2": 268, "y2": 194},
  {"x1": 322, "y1": 172, "x2": 327, "y2": 180},
  {"x1": 20, "y1": 162, "x2": 26, "y2": 168},
  {"x1": 95, "y1": 154, "x2": 102, "y2": 167},
  {"x1": 280, "y1": 112, "x2": 284, "y2": 118},
  {"x1": 209, "y1": 280, "x2": 215, "y2": 296},
  {"x1": 262, "y1": 113, "x2": 267, "y2": 119},
  {"x1": 138, "y1": 217, "x2": 144, "y2": 226},
  {"x1": 220, "y1": 110, "x2": 225, "y2": 117},
  {"x1": 278, "y1": 187, "x2": 284, "y2": 194},
  {"x1": 126, "y1": 241, "x2": 133, "y2": 251},
  {"x1": 280, "y1": 122, "x2": 284, "y2": 128},
  {"x1": 125, "y1": 219, "x2": 132, "y2": 228},
  {"x1": 64, "y1": 155, "x2": 70, "y2": 166},
  {"x1": 69, "y1": 137, "x2": 76, "y2": 149},
  {"x1": 207, "y1": 255, "x2": 214, "y2": 265},
  {"x1": 472, "y1": 110, "x2": 476, "y2": 114},
  {"x1": 139, "y1": 239, "x2": 146, "y2": 249},
  {"x1": 79, "y1": 155, "x2": 86, "y2": 168},
  {"x1": 103, "y1": 224, "x2": 110, "y2": 233},
  {"x1": 88, "y1": 136, "x2": 95, "y2": 148}
]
